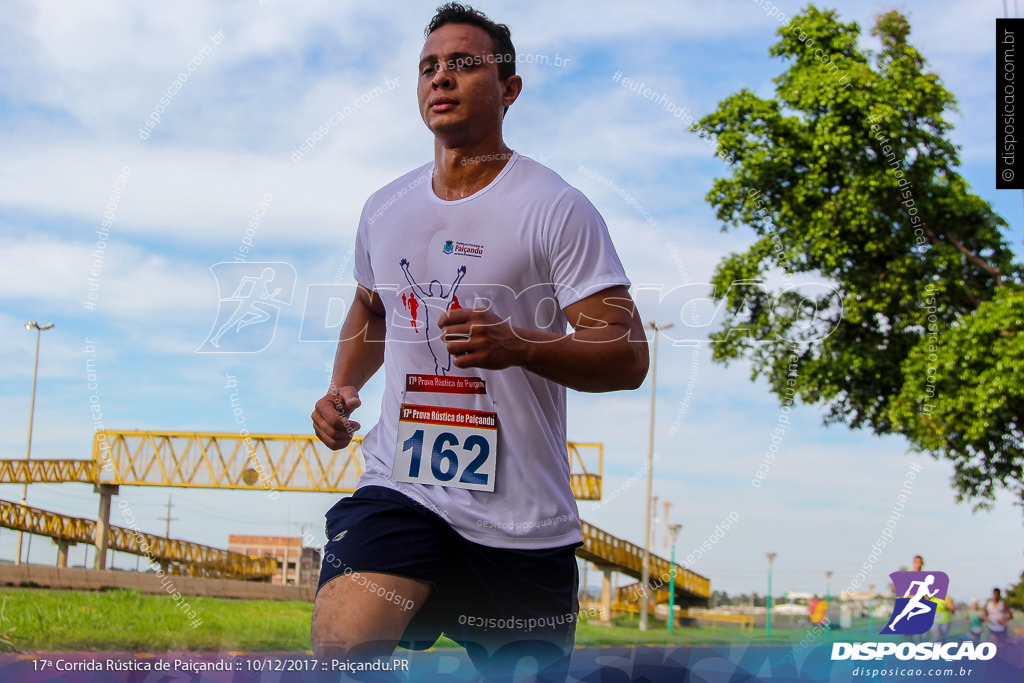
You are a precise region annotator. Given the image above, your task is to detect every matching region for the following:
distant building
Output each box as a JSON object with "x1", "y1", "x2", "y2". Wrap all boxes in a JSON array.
[{"x1": 228, "y1": 535, "x2": 320, "y2": 586}]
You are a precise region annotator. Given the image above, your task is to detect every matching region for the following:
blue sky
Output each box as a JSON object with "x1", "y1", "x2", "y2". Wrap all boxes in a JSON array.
[{"x1": 0, "y1": 0, "x2": 1020, "y2": 603}]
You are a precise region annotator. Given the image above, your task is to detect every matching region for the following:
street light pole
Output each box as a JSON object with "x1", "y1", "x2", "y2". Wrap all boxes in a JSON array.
[
  {"x1": 825, "y1": 570, "x2": 833, "y2": 638},
  {"x1": 651, "y1": 494, "x2": 659, "y2": 549},
  {"x1": 868, "y1": 584, "x2": 875, "y2": 636},
  {"x1": 667, "y1": 523, "x2": 682, "y2": 633},
  {"x1": 639, "y1": 320, "x2": 673, "y2": 632},
  {"x1": 17, "y1": 321, "x2": 54, "y2": 565},
  {"x1": 766, "y1": 552, "x2": 777, "y2": 636}
]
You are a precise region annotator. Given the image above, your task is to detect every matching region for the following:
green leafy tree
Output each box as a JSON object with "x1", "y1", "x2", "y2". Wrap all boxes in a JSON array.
[
  {"x1": 697, "y1": 5, "x2": 1023, "y2": 508},
  {"x1": 1005, "y1": 570, "x2": 1024, "y2": 610}
]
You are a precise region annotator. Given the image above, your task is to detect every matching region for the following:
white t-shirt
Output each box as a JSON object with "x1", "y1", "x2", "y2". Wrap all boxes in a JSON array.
[
  {"x1": 352, "y1": 153, "x2": 630, "y2": 549},
  {"x1": 986, "y1": 599, "x2": 1011, "y2": 631}
]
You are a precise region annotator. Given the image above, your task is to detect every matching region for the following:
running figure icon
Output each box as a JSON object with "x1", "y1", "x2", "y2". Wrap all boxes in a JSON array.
[
  {"x1": 888, "y1": 574, "x2": 939, "y2": 631},
  {"x1": 210, "y1": 267, "x2": 283, "y2": 348},
  {"x1": 399, "y1": 258, "x2": 466, "y2": 375}
]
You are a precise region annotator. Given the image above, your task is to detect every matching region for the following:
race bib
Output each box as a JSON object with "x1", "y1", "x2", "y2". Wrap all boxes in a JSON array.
[{"x1": 393, "y1": 374, "x2": 497, "y2": 491}]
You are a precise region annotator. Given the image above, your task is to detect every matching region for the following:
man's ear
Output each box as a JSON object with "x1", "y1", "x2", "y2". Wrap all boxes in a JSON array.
[{"x1": 501, "y1": 74, "x2": 523, "y2": 116}]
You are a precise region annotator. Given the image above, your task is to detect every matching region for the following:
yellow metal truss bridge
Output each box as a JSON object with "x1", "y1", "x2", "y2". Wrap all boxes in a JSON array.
[{"x1": 0, "y1": 430, "x2": 708, "y2": 607}]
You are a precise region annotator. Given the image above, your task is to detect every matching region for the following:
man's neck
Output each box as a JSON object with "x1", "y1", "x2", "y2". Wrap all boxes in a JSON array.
[{"x1": 431, "y1": 138, "x2": 513, "y2": 201}]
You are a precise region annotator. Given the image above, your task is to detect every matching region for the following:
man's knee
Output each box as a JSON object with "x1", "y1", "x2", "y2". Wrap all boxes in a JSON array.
[
  {"x1": 311, "y1": 583, "x2": 354, "y2": 658},
  {"x1": 311, "y1": 572, "x2": 430, "y2": 660},
  {"x1": 311, "y1": 596, "x2": 396, "y2": 660}
]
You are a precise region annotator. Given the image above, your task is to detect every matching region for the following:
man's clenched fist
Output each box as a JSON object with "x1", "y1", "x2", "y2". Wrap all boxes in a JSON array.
[{"x1": 312, "y1": 385, "x2": 362, "y2": 450}]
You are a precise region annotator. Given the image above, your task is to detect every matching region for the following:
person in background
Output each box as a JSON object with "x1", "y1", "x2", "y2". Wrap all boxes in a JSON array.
[
  {"x1": 967, "y1": 598, "x2": 984, "y2": 643},
  {"x1": 928, "y1": 591, "x2": 955, "y2": 642},
  {"x1": 984, "y1": 587, "x2": 1014, "y2": 646},
  {"x1": 906, "y1": 554, "x2": 926, "y2": 643}
]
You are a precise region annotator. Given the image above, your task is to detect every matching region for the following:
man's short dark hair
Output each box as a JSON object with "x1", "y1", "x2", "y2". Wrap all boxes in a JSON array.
[{"x1": 426, "y1": 2, "x2": 516, "y2": 82}]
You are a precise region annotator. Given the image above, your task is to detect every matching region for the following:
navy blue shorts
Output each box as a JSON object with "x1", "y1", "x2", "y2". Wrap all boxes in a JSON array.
[{"x1": 317, "y1": 486, "x2": 581, "y2": 664}]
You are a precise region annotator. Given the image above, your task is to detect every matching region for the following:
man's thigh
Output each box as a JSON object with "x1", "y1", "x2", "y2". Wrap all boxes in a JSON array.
[
  {"x1": 312, "y1": 571, "x2": 431, "y2": 660},
  {"x1": 312, "y1": 486, "x2": 454, "y2": 658}
]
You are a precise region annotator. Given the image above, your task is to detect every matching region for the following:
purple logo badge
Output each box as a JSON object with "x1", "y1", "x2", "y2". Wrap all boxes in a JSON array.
[{"x1": 882, "y1": 571, "x2": 950, "y2": 635}]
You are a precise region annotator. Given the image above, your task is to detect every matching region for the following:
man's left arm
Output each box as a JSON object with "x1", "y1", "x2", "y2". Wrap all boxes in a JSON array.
[{"x1": 437, "y1": 285, "x2": 650, "y2": 392}]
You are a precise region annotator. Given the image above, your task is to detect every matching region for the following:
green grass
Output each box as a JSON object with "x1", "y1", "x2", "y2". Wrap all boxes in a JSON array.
[
  {"x1": 575, "y1": 614, "x2": 808, "y2": 647},
  {"x1": 0, "y1": 588, "x2": 314, "y2": 652},
  {"x1": 0, "y1": 588, "x2": 937, "y2": 653}
]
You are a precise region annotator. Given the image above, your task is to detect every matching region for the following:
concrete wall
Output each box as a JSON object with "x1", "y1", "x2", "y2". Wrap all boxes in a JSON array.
[{"x1": 0, "y1": 564, "x2": 315, "y2": 602}]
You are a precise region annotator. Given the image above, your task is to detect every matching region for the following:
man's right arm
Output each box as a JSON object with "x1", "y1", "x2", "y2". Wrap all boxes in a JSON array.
[{"x1": 311, "y1": 284, "x2": 386, "y2": 450}]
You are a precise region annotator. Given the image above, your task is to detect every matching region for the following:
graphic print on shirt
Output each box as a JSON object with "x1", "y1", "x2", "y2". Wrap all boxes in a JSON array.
[{"x1": 399, "y1": 258, "x2": 466, "y2": 375}]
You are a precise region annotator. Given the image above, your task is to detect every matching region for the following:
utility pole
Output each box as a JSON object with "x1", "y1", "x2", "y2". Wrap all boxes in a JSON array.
[
  {"x1": 283, "y1": 507, "x2": 291, "y2": 585},
  {"x1": 640, "y1": 320, "x2": 673, "y2": 632},
  {"x1": 159, "y1": 495, "x2": 177, "y2": 538}
]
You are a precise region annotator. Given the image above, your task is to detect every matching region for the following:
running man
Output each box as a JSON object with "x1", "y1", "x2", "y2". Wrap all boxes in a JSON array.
[
  {"x1": 903, "y1": 554, "x2": 926, "y2": 642},
  {"x1": 984, "y1": 587, "x2": 1014, "y2": 646},
  {"x1": 888, "y1": 574, "x2": 939, "y2": 631},
  {"x1": 309, "y1": 3, "x2": 648, "y2": 679}
]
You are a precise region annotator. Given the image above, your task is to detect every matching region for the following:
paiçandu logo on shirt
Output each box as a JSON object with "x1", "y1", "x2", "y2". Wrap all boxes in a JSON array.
[{"x1": 441, "y1": 240, "x2": 484, "y2": 258}]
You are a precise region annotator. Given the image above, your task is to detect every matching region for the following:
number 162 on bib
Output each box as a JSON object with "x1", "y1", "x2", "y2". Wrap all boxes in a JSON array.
[{"x1": 393, "y1": 403, "x2": 497, "y2": 492}]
